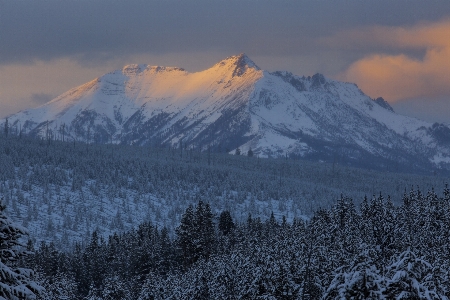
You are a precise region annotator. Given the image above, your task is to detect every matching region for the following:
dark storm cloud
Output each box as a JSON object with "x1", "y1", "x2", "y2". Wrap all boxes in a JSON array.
[{"x1": 1, "y1": 0, "x2": 450, "y2": 65}]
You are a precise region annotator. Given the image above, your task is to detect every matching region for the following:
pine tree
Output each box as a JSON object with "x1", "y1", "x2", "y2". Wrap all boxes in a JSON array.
[
  {"x1": 218, "y1": 210, "x2": 235, "y2": 236},
  {"x1": 84, "y1": 231, "x2": 106, "y2": 295},
  {"x1": 0, "y1": 200, "x2": 42, "y2": 299},
  {"x1": 176, "y1": 204, "x2": 196, "y2": 270},
  {"x1": 36, "y1": 272, "x2": 77, "y2": 300},
  {"x1": 301, "y1": 216, "x2": 327, "y2": 300},
  {"x1": 268, "y1": 211, "x2": 277, "y2": 228},
  {"x1": 194, "y1": 201, "x2": 215, "y2": 261},
  {"x1": 384, "y1": 248, "x2": 444, "y2": 299},
  {"x1": 71, "y1": 242, "x2": 88, "y2": 297},
  {"x1": 102, "y1": 275, "x2": 129, "y2": 300},
  {"x1": 331, "y1": 196, "x2": 361, "y2": 269},
  {"x1": 323, "y1": 246, "x2": 385, "y2": 299},
  {"x1": 132, "y1": 222, "x2": 155, "y2": 281},
  {"x1": 157, "y1": 227, "x2": 175, "y2": 275}
]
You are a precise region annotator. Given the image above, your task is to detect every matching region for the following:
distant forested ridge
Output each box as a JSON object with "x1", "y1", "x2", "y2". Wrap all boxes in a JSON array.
[
  {"x1": 0, "y1": 135, "x2": 448, "y2": 250},
  {"x1": 29, "y1": 187, "x2": 450, "y2": 299}
]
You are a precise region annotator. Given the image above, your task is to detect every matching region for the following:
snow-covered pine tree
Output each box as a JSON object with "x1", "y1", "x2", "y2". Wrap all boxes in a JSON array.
[
  {"x1": 0, "y1": 200, "x2": 42, "y2": 299},
  {"x1": 83, "y1": 231, "x2": 106, "y2": 296},
  {"x1": 176, "y1": 204, "x2": 196, "y2": 270},
  {"x1": 131, "y1": 222, "x2": 155, "y2": 282},
  {"x1": 101, "y1": 274, "x2": 129, "y2": 300},
  {"x1": 156, "y1": 227, "x2": 176, "y2": 275},
  {"x1": 323, "y1": 245, "x2": 385, "y2": 299},
  {"x1": 383, "y1": 248, "x2": 445, "y2": 299},
  {"x1": 303, "y1": 208, "x2": 331, "y2": 298},
  {"x1": 195, "y1": 201, "x2": 215, "y2": 260},
  {"x1": 218, "y1": 210, "x2": 235, "y2": 236},
  {"x1": 35, "y1": 272, "x2": 77, "y2": 300},
  {"x1": 331, "y1": 195, "x2": 361, "y2": 259},
  {"x1": 365, "y1": 193, "x2": 396, "y2": 270},
  {"x1": 425, "y1": 260, "x2": 450, "y2": 299}
]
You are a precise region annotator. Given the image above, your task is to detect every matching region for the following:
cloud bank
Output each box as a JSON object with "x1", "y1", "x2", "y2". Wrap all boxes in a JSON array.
[
  {"x1": 1, "y1": 1, "x2": 450, "y2": 123},
  {"x1": 338, "y1": 20, "x2": 450, "y2": 103}
]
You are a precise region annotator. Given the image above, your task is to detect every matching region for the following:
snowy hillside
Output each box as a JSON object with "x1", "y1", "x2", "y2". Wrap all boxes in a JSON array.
[
  {"x1": 2, "y1": 54, "x2": 450, "y2": 172},
  {"x1": 0, "y1": 137, "x2": 448, "y2": 249}
]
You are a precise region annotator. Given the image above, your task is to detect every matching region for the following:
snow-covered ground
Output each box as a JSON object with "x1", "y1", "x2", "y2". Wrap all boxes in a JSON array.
[{"x1": 1, "y1": 137, "x2": 447, "y2": 250}]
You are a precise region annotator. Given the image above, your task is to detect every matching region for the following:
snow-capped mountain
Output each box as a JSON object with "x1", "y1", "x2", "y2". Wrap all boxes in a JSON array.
[{"x1": 3, "y1": 54, "x2": 450, "y2": 172}]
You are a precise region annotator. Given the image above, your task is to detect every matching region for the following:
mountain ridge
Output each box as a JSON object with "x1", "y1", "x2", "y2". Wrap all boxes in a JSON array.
[{"x1": 2, "y1": 54, "x2": 450, "y2": 173}]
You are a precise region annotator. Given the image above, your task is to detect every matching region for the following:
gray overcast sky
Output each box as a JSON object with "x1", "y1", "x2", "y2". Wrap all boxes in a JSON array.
[{"x1": 1, "y1": 0, "x2": 450, "y2": 122}]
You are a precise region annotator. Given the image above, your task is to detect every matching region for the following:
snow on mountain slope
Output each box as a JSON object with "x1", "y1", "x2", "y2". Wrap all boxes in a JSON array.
[
  {"x1": 2, "y1": 54, "x2": 450, "y2": 173},
  {"x1": 248, "y1": 72, "x2": 432, "y2": 153}
]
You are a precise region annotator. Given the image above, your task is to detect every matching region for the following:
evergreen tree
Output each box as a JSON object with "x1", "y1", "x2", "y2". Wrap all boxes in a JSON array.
[
  {"x1": 157, "y1": 227, "x2": 176, "y2": 275},
  {"x1": 71, "y1": 243, "x2": 88, "y2": 297},
  {"x1": 36, "y1": 272, "x2": 77, "y2": 300},
  {"x1": 84, "y1": 231, "x2": 106, "y2": 294},
  {"x1": 102, "y1": 275, "x2": 129, "y2": 300},
  {"x1": 301, "y1": 216, "x2": 327, "y2": 300},
  {"x1": 176, "y1": 204, "x2": 196, "y2": 270},
  {"x1": 323, "y1": 246, "x2": 385, "y2": 299},
  {"x1": 384, "y1": 248, "x2": 444, "y2": 299},
  {"x1": 194, "y1": 201, "x2": 215, "y2": 261},
  {"x1": 218, "y1": 210, "x2": 235, "y2": 236},
  {"x1": 0, "y1": 200, "x2": 42, "y2": 299},
  {"x1": 331, "y1": 195, "x2": 361, "y2": 259},
  {"x1": 132, "y1": 222, "x2": 155, "y2": 281}
]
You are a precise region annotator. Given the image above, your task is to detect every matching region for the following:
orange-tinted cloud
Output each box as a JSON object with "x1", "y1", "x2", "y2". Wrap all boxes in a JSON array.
[{"x1": 336, "y1": 20, "x2": 450, "y2": 102}]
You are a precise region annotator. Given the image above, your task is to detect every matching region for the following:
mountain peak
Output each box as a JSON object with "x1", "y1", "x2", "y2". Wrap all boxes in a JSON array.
[
  {"x1": 122, "y1": 64, "x2": 148, "y2": 76},
  {"x1": 310, "y1": 73, "x2": 327, "y2": 88},
  {"x1": 234, "y1": 53, "x2": 259, "y2": 68},
  {"x1": 215, "y1": 53, "x2": 261, "y2": 77},
  {"x1": 373, "y1": 97, "x2": 394, "y2": 112}
]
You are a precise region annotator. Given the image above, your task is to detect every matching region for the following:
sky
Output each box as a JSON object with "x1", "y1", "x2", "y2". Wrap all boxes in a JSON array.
[{"x1": 1, "y1": 0, "x2": 449, "y2": 123}]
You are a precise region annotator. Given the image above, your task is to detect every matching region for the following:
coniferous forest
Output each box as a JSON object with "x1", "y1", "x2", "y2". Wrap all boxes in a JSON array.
[
  {"x1": 0, "y1": 134, "x2": 450, "y2": 298},
  {"x1": 26, "y1": 187, "x2": 450, "y2": 299}
]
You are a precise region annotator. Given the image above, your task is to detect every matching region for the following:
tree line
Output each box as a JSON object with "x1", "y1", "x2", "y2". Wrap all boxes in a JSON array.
[
  {"x1": 1, "y1": 135, "x2": 447, "y2": 250},
  {"x1": 25, "y1": 186, "x2": 450, "y2": 299}
]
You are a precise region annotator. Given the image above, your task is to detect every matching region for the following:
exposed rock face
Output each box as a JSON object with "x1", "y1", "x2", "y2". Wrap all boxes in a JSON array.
[{"x1": 373, "y1": 97, "x2": 394, "y2": 112}]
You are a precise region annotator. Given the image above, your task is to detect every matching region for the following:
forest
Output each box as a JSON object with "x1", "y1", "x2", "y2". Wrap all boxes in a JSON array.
[
  {"x1": 8, "y1": 186, "x2": 450, "y2": 299},
  {"x1": 0, "y1": 134, "x2": 449, "y2": 298},
  {"x1": 0, "y1": 134, "x2": 448, "y2": 250}
]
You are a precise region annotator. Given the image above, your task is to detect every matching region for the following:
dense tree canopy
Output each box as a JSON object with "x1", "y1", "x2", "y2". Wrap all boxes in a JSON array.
[{"x1": 28, "y1": 187, "x2": 450, "y2": 299}]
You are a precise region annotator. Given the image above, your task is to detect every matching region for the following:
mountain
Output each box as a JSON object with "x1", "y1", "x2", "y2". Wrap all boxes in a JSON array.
[{"x1": 2, "y1": 53, "x2": 450, "y2": 173}]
